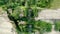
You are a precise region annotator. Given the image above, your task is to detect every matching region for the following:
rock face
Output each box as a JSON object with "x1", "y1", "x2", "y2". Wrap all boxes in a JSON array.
[{"x1": 0, "y1": 9, "x2": 16, "y2": 34}]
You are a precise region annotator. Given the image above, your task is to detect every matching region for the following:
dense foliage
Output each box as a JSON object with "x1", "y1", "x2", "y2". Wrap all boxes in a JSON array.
[
  {"x1": 0, "y1": 0, "x2": 52, "y2": 34},
  {"x1": 35, "y1": 20, "x2": 52, "y2": 32},
  {"x1": 37, "y1": 0, "x2": 52, "y2": 8},
  {"x1": 17, "y1": 20, "x2": 52, "y2": 34}
]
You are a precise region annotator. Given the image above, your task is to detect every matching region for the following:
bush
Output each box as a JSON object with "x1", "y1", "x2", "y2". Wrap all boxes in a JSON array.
[
  {"x1": 11, "y1": 7, "x2": 20, "y2": 20},
  {"x1": 55, "y1": 21, "x2": 60, "y2": 31},
  {"x1": 0, "y1": 0, "x2": 8, "y2": 6},
  {"x1": 32, "y1": 7, "x2": 38, "y2": 17},
  {"x1": 0, "y1": 0, "x2": 53, "y2": 34},
  {"x1": 46, "y1": 23, "x2": 52, "y2": 32},
  {"x1": 37, "y1": 0, "x2": 52, "y2": 8},
  {"x1": 35, "y1": 20, "x2": 52, "y2": 32}
]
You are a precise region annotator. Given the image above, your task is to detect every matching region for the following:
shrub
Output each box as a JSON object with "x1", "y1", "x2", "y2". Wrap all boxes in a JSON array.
[
  {"x1": 55, "y1": 21, "x2": 60, "y2": 31},
  {"x1": 35, "y1": 20, "x2": 52, "y2": 32},
  {"x1": 37, "y1": 0, "x2": 52, "y2": 8}
]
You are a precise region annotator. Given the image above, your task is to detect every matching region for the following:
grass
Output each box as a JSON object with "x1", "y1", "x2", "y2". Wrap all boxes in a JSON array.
[
  {"x1": 55, "y1": 21, "x2": 60, "y2": 31},
  {"x1": 50, "y1": 0, "x2": 60, "y2": 9}
]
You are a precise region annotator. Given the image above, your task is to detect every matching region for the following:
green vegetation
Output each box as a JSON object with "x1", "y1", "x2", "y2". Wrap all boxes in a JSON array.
[
  {"x1": 16, "y1": 20, "x2": 52, "y2": 34},
  {"x1": 0, "y1": 0, "x2": 52, "y2": 34},
  {"x1": 55, "y1": 21, "x2": 60, "y2": 31},
  {"x1": 35, "y1": 20, "x2": 52, "y2": 33},
  {"x1": 37, "y1": 0, "x2": 52, "y2": 8},
  {"x1": 50, "y1": 0, "x2": 60, "y2": 8}
]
